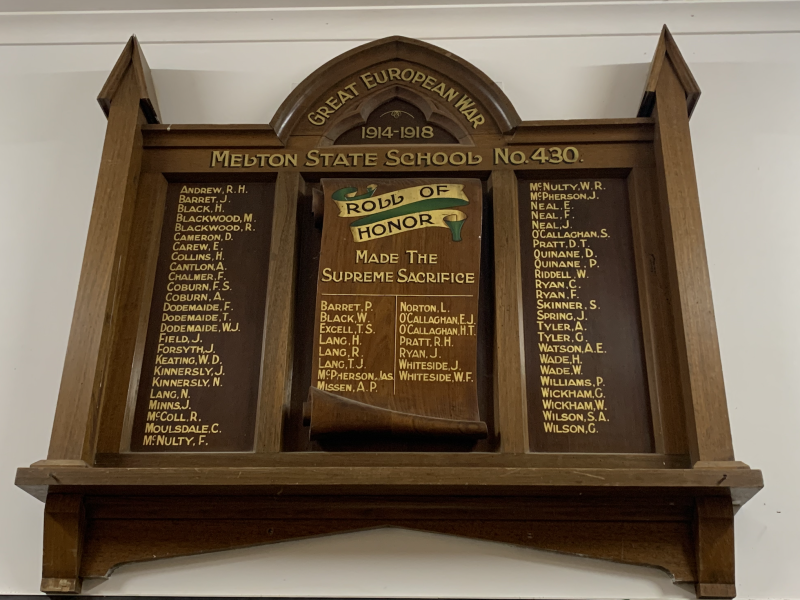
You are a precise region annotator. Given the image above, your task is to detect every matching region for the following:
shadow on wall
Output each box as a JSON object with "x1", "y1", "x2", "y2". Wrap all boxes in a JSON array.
[
  {"x1": 81, "y1": 528, "x2": 696, "y2": 598},
  {"x1": 508, "y1": 63, "x2": 651, "y2": 121},
  {"x1": 587, "y1": 63, "x2": 652, "y2": 119},
  {"x1": 151, "y1": 69, "x2": 286, "y2": 124}
]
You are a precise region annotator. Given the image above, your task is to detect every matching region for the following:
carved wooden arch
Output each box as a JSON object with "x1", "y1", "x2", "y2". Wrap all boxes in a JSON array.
[
  {"x1": 318, "y1": 84, "x2": 474, "y2": 147},
  {"x1": 270, "y1": 35, "x2": 521, "y2": 141}
]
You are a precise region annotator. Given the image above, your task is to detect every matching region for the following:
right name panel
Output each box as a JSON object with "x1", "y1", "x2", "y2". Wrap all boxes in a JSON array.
[{"x1": 518, "y1": 176, "x2": 653, "y2": 453}]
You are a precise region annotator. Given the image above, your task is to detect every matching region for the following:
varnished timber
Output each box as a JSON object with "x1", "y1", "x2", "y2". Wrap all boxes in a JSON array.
[
  {"x1": 41, "y1": 494, "x2": 85, "y2": 593},
  {"x1": 42, "y1": 52, "x2": 147, "y2": 466},
  {"x1": 15, "y1": 465, "x2": 763, "y2": 504},
  {"x1": 489, "y1": 171, "x2": 528, "y2": 452},
  {"x1": 256, "y1": 171, "x2": 303, "y2": 451},
  {"x1": 652, "y1": 50, "x2": 734, "y2": 464}
]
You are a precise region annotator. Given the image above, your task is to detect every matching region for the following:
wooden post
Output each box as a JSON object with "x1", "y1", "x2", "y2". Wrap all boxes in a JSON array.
[
  {"x1": 41, "y1": 494, "x2": 85, "y2": 593},
  {"x1": 489, "y1": 170, "x2": 528, "y2": 452},
  {"x1": 256, "y1": 171, "x2": 302, "y2": 451},
  {"x1": 695, "y1": 495, "x2": 736, "y2": 598},
  {"x1": 642, "y1": 26, "x2": 735, "y2": 465},
  {"x1": 39, "y1": 36, "x2": 159, "y2": 466}
]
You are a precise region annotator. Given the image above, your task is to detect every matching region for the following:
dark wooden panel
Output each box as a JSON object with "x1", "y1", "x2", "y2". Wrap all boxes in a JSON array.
[
  {"x1": 518, "y1": 176, "x2": 653, "y2": 453},
  {"x1": 128, "y1": 182, "x2": 274, "y2": 452}
]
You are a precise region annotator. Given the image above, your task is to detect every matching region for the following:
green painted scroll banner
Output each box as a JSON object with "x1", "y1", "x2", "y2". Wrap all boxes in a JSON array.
[{"x1": 332, "y1": 183, "x2": 469, "y2": 243}]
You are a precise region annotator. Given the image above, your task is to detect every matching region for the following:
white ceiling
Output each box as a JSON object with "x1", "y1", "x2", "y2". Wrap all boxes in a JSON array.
[
  {"x1": 0, "y1": 0, "x2": 797, "y2": 45},
  {"x1": 0, "y1": 0, "x2": 796, "y2": 10}
]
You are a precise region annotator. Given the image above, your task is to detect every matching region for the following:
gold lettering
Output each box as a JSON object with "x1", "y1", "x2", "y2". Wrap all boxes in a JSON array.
[
  {"x1": 360, "y1": 72, "x2": 377, "y2": 89},
  {"x1": 305, "y1": 150, "x2": 320, "y2": 167},
  {"x1": 211, "y1": 150, "x2": 229, "y2": 167}
]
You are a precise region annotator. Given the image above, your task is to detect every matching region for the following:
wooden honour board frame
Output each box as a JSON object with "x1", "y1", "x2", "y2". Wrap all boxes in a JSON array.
[{"x1": 14, "y1": 27, "x2": 763, "y2": 599}]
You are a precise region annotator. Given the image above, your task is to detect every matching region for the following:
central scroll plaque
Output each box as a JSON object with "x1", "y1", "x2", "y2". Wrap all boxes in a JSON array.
[{"x1": 305, "y1": 178, "x2": 487, "y2": 441}]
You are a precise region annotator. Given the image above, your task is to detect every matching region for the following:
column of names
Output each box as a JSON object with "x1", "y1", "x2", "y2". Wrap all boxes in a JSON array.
[{"x1": 130, "y1": 182, "x2": 272, "y2": 452}]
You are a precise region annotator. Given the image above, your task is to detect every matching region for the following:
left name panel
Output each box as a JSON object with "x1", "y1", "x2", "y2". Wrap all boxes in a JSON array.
[{"x1": 129, "y1": 181, "x2": 275, "y2": 452}]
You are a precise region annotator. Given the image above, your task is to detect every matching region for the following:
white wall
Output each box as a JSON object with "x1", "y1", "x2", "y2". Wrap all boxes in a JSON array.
[{"x1": 1, "y1": 2, "x2": 799, "y2": 598}]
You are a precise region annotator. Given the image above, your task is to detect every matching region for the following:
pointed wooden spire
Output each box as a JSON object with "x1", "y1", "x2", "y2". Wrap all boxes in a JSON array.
[
  {"x1": 638, "y1": 25, "x2": 701, "y2": 118},
  {"x1": 97, "y1": 35, "x2": 160, "y2": 124}
]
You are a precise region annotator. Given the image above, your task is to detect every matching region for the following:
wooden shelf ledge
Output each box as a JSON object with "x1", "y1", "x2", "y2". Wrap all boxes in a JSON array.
[{"x1": 16, "y1": 464, "x2": 763, "y2": 504}]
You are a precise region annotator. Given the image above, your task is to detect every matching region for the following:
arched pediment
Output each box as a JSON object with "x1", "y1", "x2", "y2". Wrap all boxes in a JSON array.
[{"x1": 270, "y1": 36, "x2": 520, "y2": 142}]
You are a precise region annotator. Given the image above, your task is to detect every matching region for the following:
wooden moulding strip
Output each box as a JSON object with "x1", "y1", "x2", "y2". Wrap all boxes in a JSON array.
[
  {"x1": 490, "y1": 170, "x2": 529, "y2": 452},
  {"x1": 15, "y1": 465, "x2": 764, "y2": 495},
  {"x1": 90, "y1": 451, "x2": 692, "y2": 470},
  {"x1": 255, "y1": 171, "x2": 303, "y2": 452}
]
